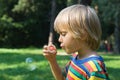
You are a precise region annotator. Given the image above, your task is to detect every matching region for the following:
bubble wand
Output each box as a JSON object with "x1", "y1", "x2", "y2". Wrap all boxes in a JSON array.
[{"x1": 48, "y1": 0, "x2": 56, "y2": 51}]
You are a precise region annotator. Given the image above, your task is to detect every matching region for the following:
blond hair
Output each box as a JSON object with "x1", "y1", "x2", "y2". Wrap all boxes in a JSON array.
[{"x1": 54, "y1": 4, "x2": 102, "y2": 50}]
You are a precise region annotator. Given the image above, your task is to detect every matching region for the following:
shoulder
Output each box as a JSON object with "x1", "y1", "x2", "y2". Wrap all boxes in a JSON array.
[
  {"x1": 83, "y1": 58, "x2": 109, "y2": 79},
  {"x1": 83, "y1": 59, "x2": 104, "y2": 72}
]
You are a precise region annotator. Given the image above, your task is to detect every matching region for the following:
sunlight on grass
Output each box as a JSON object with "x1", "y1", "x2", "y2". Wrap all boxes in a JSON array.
[
  {"x1": 104, "y1": 56, "x2": 120, "y2": 68},
  {"x1": 0, "y1": 48, "x2": 42, "y2": 54},
  {"x1": 0, "y1": 48, "x2": 120, "y2": 80},
  {"x1": 0, "y1": 48, "x2": 54, "y2": 80}
]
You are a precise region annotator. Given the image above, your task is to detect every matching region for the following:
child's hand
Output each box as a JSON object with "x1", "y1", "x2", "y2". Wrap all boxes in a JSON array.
[{"x1": 43, "y1": 43, "x2": 57, "y2": 62}]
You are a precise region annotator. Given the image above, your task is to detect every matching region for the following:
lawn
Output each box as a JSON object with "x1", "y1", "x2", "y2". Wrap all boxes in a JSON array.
[{"x1": 0, "y1": 48, "x2": 120, "y2": 80}]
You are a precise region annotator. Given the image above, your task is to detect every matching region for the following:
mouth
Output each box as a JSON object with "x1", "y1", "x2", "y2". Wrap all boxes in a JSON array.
[{"x1": 60, "y1": 44, "x2": 64, "y2": 49}]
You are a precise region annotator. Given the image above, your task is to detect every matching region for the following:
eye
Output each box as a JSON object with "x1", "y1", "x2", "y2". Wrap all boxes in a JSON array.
[{"x1": 61, "y1": 32, "x2": 66, "y2": 36}]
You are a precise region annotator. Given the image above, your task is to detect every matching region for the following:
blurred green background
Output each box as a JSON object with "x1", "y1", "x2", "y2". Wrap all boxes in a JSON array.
[
  {"x1": 0, "y1": 0, "x2": 120, "y2": 80},
  {"x1": 0, "y1": 0, "x2": 120, "y2": 51},
  {"x1": 0, "y1": 49, "x2": 120, "y2": 80}
]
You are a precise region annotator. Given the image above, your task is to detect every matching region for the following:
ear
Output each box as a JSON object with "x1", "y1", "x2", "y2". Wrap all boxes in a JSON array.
[{"x1": 80, "y1": 31, "x2": 88, "y2": 41}]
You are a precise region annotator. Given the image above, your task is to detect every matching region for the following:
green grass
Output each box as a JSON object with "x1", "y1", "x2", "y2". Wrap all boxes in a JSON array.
[
  {"x1": 99, "y1": 52, "x2": 120, "y2": 80},
  {"x1": 0, "y1": 48, "x2": 120, "y2": 80}
]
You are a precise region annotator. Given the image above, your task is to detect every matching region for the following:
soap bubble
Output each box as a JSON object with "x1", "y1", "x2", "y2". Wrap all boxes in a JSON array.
[
  {"x1": 25, "y1": 57, "x2": 36, "y2": 71},
  {"x1": 25, "y1": 57, "x2": 33, "y2": 63},
  {"x1": 28, "y1": 65, "x2": 36, "y2": 71}
]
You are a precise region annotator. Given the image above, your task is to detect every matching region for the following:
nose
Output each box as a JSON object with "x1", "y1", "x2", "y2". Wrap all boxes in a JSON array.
[{"x1": 58, "y1": 35, "x2": 63, "y2": 42}]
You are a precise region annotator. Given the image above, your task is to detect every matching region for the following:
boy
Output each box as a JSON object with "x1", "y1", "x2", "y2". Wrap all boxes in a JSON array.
[{"x1": 43, "y1": 4, "x2": 110, "y2": 80}]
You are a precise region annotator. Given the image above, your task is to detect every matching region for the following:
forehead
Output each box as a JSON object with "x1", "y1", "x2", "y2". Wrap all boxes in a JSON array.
[
  {"x1": 54, "y1": 15, "x2": 70, "y2": 33},
  {"x1": 55, "y1": 24, "x2": 69, "y2": 33}
]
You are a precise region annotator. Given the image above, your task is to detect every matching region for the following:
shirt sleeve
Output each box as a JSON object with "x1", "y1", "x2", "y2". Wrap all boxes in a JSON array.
[{"x1": 84, "y1": 59, "x2": 110, "y2": 80}]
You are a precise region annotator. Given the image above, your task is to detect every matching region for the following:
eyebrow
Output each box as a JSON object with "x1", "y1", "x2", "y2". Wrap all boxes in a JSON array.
[{"x1": 59, "y1": 30, "x2": 67, "y2": 34}]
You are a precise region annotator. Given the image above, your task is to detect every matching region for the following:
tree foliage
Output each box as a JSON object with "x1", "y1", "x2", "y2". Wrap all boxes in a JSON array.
[
  {"x1": 92, "y1": 0, "x2": 120, "y2": 53},
  {"x1": 0, "y1": 0, "x2": 119, "y2": 52},
  {"x1": 0, "y1": 0, "x2": 66, "y2": 48}
]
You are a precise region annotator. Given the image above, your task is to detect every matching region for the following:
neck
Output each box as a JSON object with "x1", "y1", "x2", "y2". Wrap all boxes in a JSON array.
[{"x1": 77, "y1": 47, "x2": 97, "y2": 59}]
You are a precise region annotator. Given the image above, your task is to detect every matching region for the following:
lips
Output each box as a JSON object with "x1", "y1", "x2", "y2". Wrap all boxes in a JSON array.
[{"x1": 60, "y1": 44, "x2": 64, "y2": 48}]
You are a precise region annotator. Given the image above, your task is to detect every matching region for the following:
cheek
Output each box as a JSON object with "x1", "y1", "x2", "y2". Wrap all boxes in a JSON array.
[
  {"x1": 64, "y1": 39, "x2": 78, "y2": 53},
  {"x1": 64, "y1": 37, "x2": 73, "y2": 47}
]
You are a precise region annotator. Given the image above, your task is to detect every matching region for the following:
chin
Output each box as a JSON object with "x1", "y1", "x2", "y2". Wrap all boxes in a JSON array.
[
  {"x1": 64, "y1": 50, "x2": 70, "y2": 54},
  {"x1": 65, "y1": 50, "x2": 75, "y2": 54}
]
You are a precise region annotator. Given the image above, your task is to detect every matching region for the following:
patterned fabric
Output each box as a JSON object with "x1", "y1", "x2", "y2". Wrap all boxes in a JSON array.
[{"x1": 64, "y1": 53, "x2": 110, "y2": 80}]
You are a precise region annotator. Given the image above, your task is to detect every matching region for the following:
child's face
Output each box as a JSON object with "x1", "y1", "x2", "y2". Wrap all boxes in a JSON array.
[{"x1": 58, "y1": 28, "x2": 83, "y2": 54}]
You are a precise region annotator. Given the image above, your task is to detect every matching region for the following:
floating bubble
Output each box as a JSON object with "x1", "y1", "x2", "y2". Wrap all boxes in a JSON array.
[
  {"x1": 29, "y1": 65, "x2": 36, "y2": 71},
  {"x1": 25, "y1": 57, "x2": 33, "y2": 63},
  {"x1": 25, "y1": 57, "x2": 36, "y2": 71}
]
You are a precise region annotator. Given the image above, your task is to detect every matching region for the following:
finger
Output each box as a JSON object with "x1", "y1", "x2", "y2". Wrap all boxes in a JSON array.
[
  {"x1": 43, "y1": 45, "x2": 48, "y2": 50},
  {"x1": 49, "y1": 46, "x2": 56, "y2": 51},
  {"x1": 48, "y1": 49, "x2": 57, "y2": 54},
  {"x1": 43, "y1": 52, "x2": 49, "y2": 56},
  {"x1": 48, "y1": 43, "x2": 56, "y2": 51},
  {"x1": 43, "y1": 49, "x2": 49, "y2": 53},
  {"x1": 43, "y1": 49, "x2": 57, "y2": 55}
]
